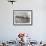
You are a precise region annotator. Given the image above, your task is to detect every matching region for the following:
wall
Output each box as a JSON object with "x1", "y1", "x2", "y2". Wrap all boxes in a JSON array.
[{"x1": 0, "y1": 0, "x2": 46, "y2": 42}]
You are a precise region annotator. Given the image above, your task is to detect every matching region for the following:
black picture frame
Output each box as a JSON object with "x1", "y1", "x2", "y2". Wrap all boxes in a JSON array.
[{"x1": 13, "y1": 10, "x2": 33, "y2": 26}]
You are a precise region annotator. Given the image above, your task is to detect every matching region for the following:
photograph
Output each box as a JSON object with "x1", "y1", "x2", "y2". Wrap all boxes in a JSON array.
[{"x1": 13, "y1": 10, "x2": 32, "y2": 25}]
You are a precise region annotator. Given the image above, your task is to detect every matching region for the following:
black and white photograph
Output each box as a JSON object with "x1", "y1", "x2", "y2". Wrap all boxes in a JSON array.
[{"x1": 13, "y1": 10, "x2": 32, "y2": 25}]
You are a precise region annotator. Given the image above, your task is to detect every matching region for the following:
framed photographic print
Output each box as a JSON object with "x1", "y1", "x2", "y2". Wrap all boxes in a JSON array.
[{"x1": 13, "y1": 10, "x2": 32, "y2": 25}]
